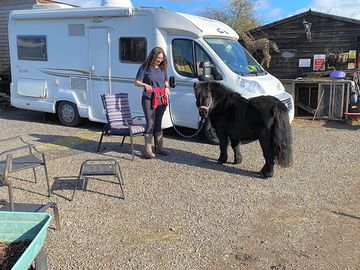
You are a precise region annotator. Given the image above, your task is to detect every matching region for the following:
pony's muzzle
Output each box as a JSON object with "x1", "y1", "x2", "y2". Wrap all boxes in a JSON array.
[{"x1": 199, "y1": 106, "x2": 209, "y2": 118}]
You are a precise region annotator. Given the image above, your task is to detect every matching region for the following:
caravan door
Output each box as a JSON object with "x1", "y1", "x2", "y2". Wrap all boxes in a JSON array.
[
  {"x1": 88, "y1": 27, "x2": 111, "y2": 121},
  {"x1": 168, "y1": 37, "x2": 214, "y2": 129}
]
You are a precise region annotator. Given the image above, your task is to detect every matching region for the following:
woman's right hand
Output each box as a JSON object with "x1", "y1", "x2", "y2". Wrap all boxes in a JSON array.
[{"x1": 145, "y1": 85, "x2": 153, "y2": 93}]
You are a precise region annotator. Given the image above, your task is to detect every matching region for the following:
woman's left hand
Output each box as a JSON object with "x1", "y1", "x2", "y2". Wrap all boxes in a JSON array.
[{"x1": 165, "y1": 87, "x2": 170, "y2": 95}]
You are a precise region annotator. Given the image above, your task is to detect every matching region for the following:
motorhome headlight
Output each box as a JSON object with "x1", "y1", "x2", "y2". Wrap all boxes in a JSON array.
[{"x1": 236, "y1": 76, "x2": 266, "y2": 94}]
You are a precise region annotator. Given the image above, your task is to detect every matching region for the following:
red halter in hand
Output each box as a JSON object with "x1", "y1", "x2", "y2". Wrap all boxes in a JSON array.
[{"x1": 152, "y1": 87, "x2": 168, "y2": 109}]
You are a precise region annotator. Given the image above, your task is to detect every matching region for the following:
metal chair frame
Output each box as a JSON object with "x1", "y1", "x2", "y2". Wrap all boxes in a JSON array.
[
  {"x1": 71, "y1": 159, "x2": 125, "y2": 201},
  {"x1": 0, "y1": 137, "x2": 60, "y2": 230},
  {"x1": 0, "y1": 136, "x2": 51, "y2": 206},
  {"x1": 96, "y1": 93, "x2": 146, "y2": 160}
]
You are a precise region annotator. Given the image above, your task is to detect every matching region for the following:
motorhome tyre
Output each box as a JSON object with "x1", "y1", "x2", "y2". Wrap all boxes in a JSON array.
[
  {"x1": 57, "y1": 101, "x2": 81, "y2": 126},
  {"x1": 204, "y1": 118, "x2": 219, "y2": 145}
]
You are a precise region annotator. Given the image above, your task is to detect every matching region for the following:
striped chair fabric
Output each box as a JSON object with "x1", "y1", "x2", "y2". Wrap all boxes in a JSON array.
[{"x1": 97, "y1": 93, "x2": 145, "y2": 159}]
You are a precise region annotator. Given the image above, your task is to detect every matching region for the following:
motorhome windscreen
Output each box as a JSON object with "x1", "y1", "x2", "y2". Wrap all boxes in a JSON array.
[{"x1": 204, "y1": 38, "x2": 264, "y2": 76}]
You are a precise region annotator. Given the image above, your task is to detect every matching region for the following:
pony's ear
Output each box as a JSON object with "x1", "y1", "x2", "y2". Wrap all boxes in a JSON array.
[{"x1": 193, "y1": 82, "x2": 198, "y2": 90}]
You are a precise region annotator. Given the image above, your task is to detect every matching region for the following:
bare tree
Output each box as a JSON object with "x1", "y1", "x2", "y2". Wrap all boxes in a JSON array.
[{"x1": 200, "y1": 0, "x2": 260, "y2": 32}]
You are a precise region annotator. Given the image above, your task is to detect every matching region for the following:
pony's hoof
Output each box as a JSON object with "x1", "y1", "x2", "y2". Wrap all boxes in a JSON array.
[
  {"x1": 217, "y1": 158, "x2": 227, "y2": 164},
  {"x1": 260, "y1": 169, "x2": 273, "y2": 178},
  {"x1": 233, "y1": 158, "x2": 242, "y2": 164}
]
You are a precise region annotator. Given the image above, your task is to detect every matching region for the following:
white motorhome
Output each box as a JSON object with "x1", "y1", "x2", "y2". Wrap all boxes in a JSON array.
[{"x1": 8, "y1": 0, "x2": 294, "y2": 143}]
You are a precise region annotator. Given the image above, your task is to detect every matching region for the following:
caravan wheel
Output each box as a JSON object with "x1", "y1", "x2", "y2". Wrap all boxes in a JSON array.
[{"x1": 57, "y1": 101, "x2": 82, "y2": 126}]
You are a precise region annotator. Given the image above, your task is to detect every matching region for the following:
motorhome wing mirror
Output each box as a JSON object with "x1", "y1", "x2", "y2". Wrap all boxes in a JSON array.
[
  {"x1": 198, "y1": 61, "x2": 223, "y2": 81},
  {"x1": 198, "y1": 61, "x2": 213, "y2": 81}
]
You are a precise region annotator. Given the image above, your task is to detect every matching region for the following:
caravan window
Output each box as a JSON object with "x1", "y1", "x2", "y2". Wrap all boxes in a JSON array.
[
  {"x1": 172, "y1": 39, "x2": 212, "y2": 78},
  {"x1": 119, "y1": 37, "x2": 147, "y2": 63},
  {"x1": 16, "y1": 36, "x2": 47, "y2": 61}
]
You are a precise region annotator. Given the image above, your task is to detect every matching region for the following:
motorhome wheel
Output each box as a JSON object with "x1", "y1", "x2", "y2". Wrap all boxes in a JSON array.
[
  {"x1": 204, "y1": 119, "x2": 219, "y2": 145},
  {"x1": 57, "y1": 101, "x2": 81, "y2": 126}
]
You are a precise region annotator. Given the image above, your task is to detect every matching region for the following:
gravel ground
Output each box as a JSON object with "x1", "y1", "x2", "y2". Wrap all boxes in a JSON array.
[{"x1": 0, "y1": 108, "x2": 360, "y2": 270}]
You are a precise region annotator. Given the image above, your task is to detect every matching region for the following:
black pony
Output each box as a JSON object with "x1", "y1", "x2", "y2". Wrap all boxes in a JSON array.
[{"x1": 194, "y1": 82, "x2": 292, "y2": 178}]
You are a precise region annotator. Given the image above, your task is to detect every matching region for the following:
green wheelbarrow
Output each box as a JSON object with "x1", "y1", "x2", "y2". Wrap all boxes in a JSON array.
[{"x1": 0, "y1": 211, "x2": 52, "y2": 270}]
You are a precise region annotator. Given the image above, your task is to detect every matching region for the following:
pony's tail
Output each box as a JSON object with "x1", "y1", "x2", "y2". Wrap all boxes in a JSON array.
[{"x1": 272, "y1": 104, "x2": 293, "y2": 167}]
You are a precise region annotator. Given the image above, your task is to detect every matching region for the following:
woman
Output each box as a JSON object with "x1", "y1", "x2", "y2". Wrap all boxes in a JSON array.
[{"x1": 135, "y1": 47, "x2": 170, "y2": 159}]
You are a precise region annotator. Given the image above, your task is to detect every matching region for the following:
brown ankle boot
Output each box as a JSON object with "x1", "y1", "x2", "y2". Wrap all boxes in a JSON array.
[
  {"x1": 154, "y1": 131, "x2": 170, "y2": 156},
  {"x1": 144, "y1": 134, "x2": 156, "y2": 159}
]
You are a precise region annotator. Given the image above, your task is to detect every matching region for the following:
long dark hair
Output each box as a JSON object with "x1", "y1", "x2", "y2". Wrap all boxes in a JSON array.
[{"x1": 143, "y1": 47, "x2": 168, "y2": 71}]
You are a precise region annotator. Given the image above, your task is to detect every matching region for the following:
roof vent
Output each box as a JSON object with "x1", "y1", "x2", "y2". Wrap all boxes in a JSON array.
[{"x1": 101, "y1": 0, "x2": 133, "y2": 8}]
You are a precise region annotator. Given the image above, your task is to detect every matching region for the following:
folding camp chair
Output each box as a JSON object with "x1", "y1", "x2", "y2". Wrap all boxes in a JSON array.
[
  {"x1": 70, "y1": 159, "x2": 124, "y2": 201},
  {"x1": 0, "y1": 151, "x2": 61, "y2": 230},
  {"x1": 0, "y1": 136, "x2": 51, "y2": 199},
  {"x1": 97, "y1": 93, "x2": 146, "y2": 160}
]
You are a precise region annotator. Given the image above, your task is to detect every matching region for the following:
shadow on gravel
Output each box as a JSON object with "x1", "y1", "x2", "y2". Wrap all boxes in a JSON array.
[
  {"x1": 0, "y1": 107, "x2": 50, "y2": 123},
  {"x1": 51, "y1": 176, "x2": 123, "y2": 201},
  {"x1": 1, "y1": 178, "x2": 51, "y2": 198},
  {"x1": 30, "y1": 133, "x2": 147, "y2": 161},
  {"x1": 322, "y1": 121, "x2": 360, "y2": 130},
  {"x1": 332, "y1": 211, "x2": 360, "y2": 221},
  {"x1": 157, "y1": 149, "x2": 265, "y2": 179}
]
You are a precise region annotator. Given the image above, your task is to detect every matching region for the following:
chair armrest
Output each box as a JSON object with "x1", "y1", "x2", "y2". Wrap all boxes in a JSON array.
[
  {"x1": 0, "y1": 136, "x2": 44, "y2": 157},
  {"x1": 132, "y1": 116, "x2": 146, "y2": 121},
  {"x1": 0, "y1": 145, "x2": 33, "y2": 156},
  {"x1": 131, "y1": 115, "x2": 146, "y2": 126}
]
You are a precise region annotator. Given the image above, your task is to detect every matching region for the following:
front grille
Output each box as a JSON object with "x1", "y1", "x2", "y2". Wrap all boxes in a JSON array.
[{"x1": 282, "y1": 98, "x2": 293, "y2": 111}]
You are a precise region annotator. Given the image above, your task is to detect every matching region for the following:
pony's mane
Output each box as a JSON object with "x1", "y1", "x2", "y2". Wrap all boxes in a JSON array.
[
  {"x1": 207, "y1": 82, "x2": 244, "y2": 100},
  {"x1": 209, "y1": 82, "x2": 233, "y2": 95}
]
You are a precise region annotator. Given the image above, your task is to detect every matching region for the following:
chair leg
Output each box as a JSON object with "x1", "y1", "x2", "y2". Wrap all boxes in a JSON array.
[
  {"x1": 96, "y1": 124, "x2": 108, "y2": 153},
  {"x1": 71, "y1": 161, "x2": 87, "y2": 201},
  {"x1": 51, "y1": 203, "x2": 61, "y2": 231},
  {"x1": 130, "y1": 135, "x2": 134, "y2": 160},
  {"x1": 33, "y1": 167, "x2": 37, "y2": 183},
  {"x1": 120, "y1": 136, "x2": 126, "y2": 147},
  {"x1": 42, "y1": 154, "x2": 51, "y2": 197},
  {"x1": 115, "y1": 161, "x2": 124, "y2": 185},
  {"x1": 97, "y1": 131, "x2": 105, "y2": 152},
  {"x1": 115, "y1": 162, "x2": 125, "y2": 199},
  {"x1": 70, "y1": 175, "x2": 82, "y2": 201},
  {"x1": 38, "y1": 202, "x2": 61, "y2": 230},
  {"x1": 8, "y1": 183, "x2": 14, "y2": 212}
]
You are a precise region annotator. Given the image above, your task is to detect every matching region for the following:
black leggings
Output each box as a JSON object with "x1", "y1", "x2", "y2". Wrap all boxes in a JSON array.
[{"x1": 142, "y1": 97, "x2": 167, "y2": 134}]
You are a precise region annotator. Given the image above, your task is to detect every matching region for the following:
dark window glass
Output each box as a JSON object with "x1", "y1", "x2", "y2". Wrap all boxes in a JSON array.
[
  {"x1": 172, "y1": 39, "x2": 195, "y2": 78},
  {"x1": 172, "y1": 39, "x2": 212, "y2": 78},
  {"x1": 120, "y1": 37, "x2": 147, "y2": 63},
  {"x1": 17, "y1": 35, "x2": 47, "y2": 61}
]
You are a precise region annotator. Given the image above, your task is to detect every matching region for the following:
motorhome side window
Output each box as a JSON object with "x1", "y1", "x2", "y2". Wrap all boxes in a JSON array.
[
  {"x1": 172, "y1": 39, "x2": 212, "y2": 78},
  {"x1": 119, "y1": 37, "x2": 147, "y2": 63},
  {"x1": 16, "y1": 36, "x2": 47, "y2": 61}
]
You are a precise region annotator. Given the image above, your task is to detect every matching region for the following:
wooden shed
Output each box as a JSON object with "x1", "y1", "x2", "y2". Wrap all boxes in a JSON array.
[
  {"x1": 247, "y1": 10, "x2": 360, "y2": 119},
  {"x1": 0, "y1": 0, "x2": 76, "y2": 93}
]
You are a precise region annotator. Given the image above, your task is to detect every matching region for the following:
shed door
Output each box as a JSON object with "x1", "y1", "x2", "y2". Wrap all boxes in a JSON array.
[{"x1": 89, "y1": 27, "x2": 111, "y2": 121}]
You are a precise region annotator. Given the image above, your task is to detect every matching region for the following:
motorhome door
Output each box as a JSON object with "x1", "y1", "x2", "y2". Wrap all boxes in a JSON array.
[
  {"x1": 168, "y1": 37, "x2": 213, "y2": 129},
  {"x1": 88, "y1": 27, "x2": 111, "y2": 121}
]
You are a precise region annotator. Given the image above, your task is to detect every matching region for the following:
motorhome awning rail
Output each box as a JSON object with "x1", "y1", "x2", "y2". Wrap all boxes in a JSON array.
[{"x1": 10, "y1": 7, "x2": 133, "y2": 20}]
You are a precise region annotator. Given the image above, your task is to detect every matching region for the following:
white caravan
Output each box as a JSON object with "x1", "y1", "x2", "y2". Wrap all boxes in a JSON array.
[{"x1": 8, "y1": 0, "x2": 294, "y2": 143}]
